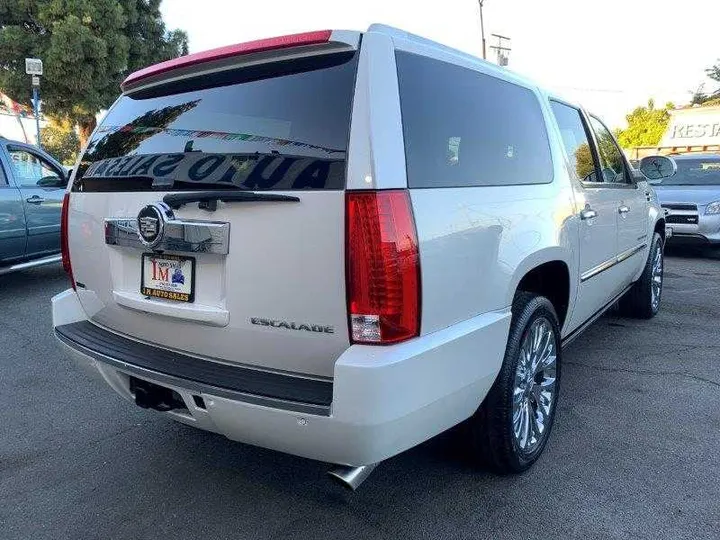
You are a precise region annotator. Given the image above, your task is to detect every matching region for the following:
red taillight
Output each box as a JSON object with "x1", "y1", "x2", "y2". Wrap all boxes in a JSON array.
[
  {"x1": 346, "y1": 190, "x2": 421, "y2": 344},
  {"x1": 122, "y1": 30, "x2": 333, "y2": 91},
  {"x1": 60, "y1": 192, "x2": 75, "y2": 289}
]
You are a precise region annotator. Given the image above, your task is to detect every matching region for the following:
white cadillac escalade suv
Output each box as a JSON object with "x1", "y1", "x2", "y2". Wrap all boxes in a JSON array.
[{"x1": 52, "y1": 25, "x2": 673, "y2": 489}]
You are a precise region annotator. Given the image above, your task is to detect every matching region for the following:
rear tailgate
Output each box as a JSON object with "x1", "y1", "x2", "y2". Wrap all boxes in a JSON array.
[{"x1": 67, "y1": 33, "x2": 359, "y2": 378}]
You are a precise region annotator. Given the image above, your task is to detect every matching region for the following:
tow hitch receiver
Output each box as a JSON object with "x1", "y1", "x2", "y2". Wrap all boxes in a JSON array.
[{"x1": 130, "y1": 377, "x2": 186, "y2": 411}]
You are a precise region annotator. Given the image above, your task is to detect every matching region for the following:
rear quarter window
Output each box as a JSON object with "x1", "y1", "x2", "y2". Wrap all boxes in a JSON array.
[{"x1": 396, "y1": 52, "x2": 553, "y2": 188}]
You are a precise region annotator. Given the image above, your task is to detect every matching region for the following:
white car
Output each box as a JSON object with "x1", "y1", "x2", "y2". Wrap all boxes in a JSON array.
[{"x1": 52, "y1": 25, "x2": 671, "y2": 489}]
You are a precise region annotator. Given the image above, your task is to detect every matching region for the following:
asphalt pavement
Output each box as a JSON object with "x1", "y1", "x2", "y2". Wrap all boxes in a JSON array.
[{"x1": 1, "y1": 247, "x2": 719, "y2": 540}]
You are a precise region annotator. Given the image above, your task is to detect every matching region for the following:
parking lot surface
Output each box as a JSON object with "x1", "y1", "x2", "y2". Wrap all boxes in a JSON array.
[{"x1": 1, "y1": 248, "x2": 719, "y2": 540}]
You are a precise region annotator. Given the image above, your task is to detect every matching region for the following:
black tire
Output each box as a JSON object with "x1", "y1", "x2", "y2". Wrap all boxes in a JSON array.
[
  {"x1": 467, "y1": 292, "x2": 562, "y2": 474},
  {"x1": 619, "y1": 232, "x2": 664, "y2": 319}
]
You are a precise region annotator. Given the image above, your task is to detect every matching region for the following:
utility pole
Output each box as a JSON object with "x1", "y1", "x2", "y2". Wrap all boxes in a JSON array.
[
  {"x1": 489, "y1": 34, "x2": 512, "y2": 66},
  {"x1": 478, "y1": 0, "x2": 487, "y2": 60}
]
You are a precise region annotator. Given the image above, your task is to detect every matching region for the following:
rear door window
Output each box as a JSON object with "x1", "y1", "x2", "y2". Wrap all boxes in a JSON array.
[
  {"x1": 549, "y1": 101, "x2": 601, "y2": 183},
  {"x1": 73, "y1": 53, "x2": 358, "y2": 192},
  {"x1": 588, "y1": 116, "x2": 630, "y2": 185},
  {"x1": 396, "y1": 52, "x2": 553, "y2": 188}
]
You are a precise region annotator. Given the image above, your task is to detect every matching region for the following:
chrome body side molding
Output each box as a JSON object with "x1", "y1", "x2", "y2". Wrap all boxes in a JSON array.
[
  {"x1": 617, "y1": 243, "x2": 647, "y2": 264},
  {"x1": 580, "y1": 243, "x2": 647, "y2": 283},
  {"x1": 580, "y1": 257, "x2": 616, "y2": 283},
  {"x1": 0, "y1": 253, "x2": 62, "y2": 276}
]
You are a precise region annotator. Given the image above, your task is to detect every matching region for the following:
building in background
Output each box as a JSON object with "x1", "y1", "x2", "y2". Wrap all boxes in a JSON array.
[
  {"x1": 0, "y1": 91, "x2": 46, "y2": 144},
  {"x1": 629, "y1": 106, "x2": 720, "y2": 160}
]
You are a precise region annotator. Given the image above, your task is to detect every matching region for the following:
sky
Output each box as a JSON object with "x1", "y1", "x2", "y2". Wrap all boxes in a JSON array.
[{"x1": 161, "y1": 0, "x2": 720, "y2": 129}]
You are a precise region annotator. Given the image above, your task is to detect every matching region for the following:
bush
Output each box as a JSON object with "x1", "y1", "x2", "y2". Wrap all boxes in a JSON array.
[{"x1": 40, "y1": 121, "x2": 80, "y2": 165}]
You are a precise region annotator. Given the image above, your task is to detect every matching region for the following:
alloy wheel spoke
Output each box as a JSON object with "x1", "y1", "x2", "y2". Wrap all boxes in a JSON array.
[
  {"x1": 512, "y1": 316, "x2": 557, "y2": 453},
  {"x1": 530, "y1": 403, "x2": 544, "y2": 440},
  {"x1": 539, "y1": 346, "x2": 556, "y2": 370},
  {"x1": 532, "y1": 384, "x2": 552, "y2": 415},
  {"x1": 513, "y1": 386, "x2": 525, "y2": 407},
  {"x1": 513, "y1": 402, "x2": 523, "y2": 435},
  {"x1": 534, "y1": 328, "x2": 552, "y2": 371},
  {"x1": 520, "y1": 401, "x2": 530, "y2": 448},
  {"x1": 651, "y1": 246, "x2": 663, "y2": 309}
]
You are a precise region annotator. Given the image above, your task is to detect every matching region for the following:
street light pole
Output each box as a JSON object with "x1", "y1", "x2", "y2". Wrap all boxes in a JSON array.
[
  {"x1": 25, "y1": 58, "x2": 43, "y2": 148},
  {"x1": 478, "y1": 0, "x2": 487, "y2": 60},
  {"x1": 32, "y1": 83, "x2": 41, "y2": 148}
]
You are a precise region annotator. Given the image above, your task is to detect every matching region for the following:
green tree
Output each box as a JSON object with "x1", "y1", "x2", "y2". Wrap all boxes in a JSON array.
[
  {"x1": 690, "y1": 84, "x2": 710, "y2": 106},
  {"x1": 40, "y1": 117, "x2": 79, "y2": 164},
  {"x1": 575, "y1": 143, "x2": 595, "y2": 181},
  {"x1": 0, "y1": 0, "x2": 188, "y2": 147},
  {"x1": 616, "y1": 99, "x2": 673, "y2": 149},
  {"x1": 690, "y1": 60, "x2": 720, "y2": 106},
  {"x1": 706, "y1": 60, "x2": 720, "y2": 87}
]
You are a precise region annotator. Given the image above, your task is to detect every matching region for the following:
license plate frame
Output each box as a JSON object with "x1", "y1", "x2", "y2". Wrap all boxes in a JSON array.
[{"x1": 140, "y1": 253, "x2": 196, "y2": 303}]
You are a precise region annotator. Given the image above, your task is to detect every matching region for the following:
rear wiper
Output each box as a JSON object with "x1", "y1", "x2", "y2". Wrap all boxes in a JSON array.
[{"x1": 163, "y1": 191, "x2": 300, "y2": 211}]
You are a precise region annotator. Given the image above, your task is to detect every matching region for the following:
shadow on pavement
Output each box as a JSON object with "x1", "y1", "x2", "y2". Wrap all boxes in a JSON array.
[
  {"x1": 0, "y1": 264, "x2": 67, "y2": 296},
  {"x1": 665, "y1": 243, "x2": 720, "y2": 260}
]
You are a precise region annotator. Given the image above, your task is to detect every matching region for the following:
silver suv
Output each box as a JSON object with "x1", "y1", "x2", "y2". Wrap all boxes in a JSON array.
[
  {"x1": 52, "y1": 25, "x2": 670, "y2": 489},
  {"x1": 646, "y1": 153, "x2": 720, "y2": 245}
]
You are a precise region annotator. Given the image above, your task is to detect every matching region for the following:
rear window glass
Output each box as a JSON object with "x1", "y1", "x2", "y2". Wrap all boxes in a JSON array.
[
  {"x1": 73, "y1": 53, "x2": 358, "y2": 192},
  {"x1": 396, "y1": 52, "x2": 553, "y2": 188}
]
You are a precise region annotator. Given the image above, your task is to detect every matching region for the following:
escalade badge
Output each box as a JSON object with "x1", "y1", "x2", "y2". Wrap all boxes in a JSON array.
[{"x1": 137, "y1": 203, "x2": 174, "y2": 248}]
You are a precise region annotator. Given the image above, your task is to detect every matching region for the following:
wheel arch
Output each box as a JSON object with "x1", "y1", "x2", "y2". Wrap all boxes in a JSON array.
[
  {"x1": 508, "y1": 248, "x2": 575, "y2": 330},
  {"x1": 654, "y1": 217, "x2": 666, "y2": 243}
]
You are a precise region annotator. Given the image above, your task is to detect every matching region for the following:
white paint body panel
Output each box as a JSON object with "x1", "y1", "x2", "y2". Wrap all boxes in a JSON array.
[
  {"x1": 616, "y1": 181, "x2": 651, "y2": 281},
  {"x1": 54, "y1": 289, "x2": 509, "y2": 466},
  {"x1": 67, "y1": 191, "x2": 349, "y2": 378},
  {"x1": 568, "y1": 184, "x2": 621, "y2": 331},
  {"x1": 345, "y1": 32, "x2": 406, "y2": 190},
  {"x1": 54, "y1": 24, "x2": 665, "y2": 467}
]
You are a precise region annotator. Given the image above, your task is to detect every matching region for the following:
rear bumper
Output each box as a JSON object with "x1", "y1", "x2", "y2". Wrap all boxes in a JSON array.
[{"x1": 52, "y1": 289, "x2": 510, "y2": 466}]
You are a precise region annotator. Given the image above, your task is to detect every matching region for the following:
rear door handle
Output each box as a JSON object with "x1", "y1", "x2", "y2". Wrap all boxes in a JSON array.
[
  {"x1": 26, "y1": 195, "x2": 45, "y2": 204},
  {"x1": 580, "y1": 207, "x2": 597, "y2": 220},
  {"x1": 618, "y1": 205, "x2": 630, "y2": 215}
]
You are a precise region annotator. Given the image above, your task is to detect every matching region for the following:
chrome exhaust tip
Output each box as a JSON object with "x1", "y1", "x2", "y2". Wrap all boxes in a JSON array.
[{"x1": 327, "y1": 463, "x2": 377, "y2": 491}]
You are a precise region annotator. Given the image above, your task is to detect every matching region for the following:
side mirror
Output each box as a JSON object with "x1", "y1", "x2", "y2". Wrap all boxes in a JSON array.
[
  {"x1": 37, "y1": 175, "x2": 66, "y2": 188},
  {"x1": 638, "y1": 155, "x2": 677, "y2": 183}
]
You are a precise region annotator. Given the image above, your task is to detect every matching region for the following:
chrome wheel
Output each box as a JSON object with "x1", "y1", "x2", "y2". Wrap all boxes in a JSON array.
[
  {"x1": 512, "y1": 318, "x2": 557, "y2": 453},
  {"x1": 651, "y1": 244, "x2": 663, "y2": 311}
]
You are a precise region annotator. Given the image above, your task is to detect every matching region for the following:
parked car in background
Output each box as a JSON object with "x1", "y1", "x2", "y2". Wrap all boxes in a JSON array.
[
  {"x1": 53, "y1": 25, "x2": 671, "y2": 490},
  {"x1": 641, "y1": 153, "x2": 720, "y2": 245},
  {"x1": 0, "y1": 138, "x2": 68, "y2": 274}
]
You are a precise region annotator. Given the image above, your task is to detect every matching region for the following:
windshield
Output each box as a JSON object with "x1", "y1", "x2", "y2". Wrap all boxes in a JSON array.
[
  {"x1": 72, "y1": 52, "x2": 358, "y2": 192},
  {"x1": 660, "y1": 158, "x2": 720, "y2": 186}
]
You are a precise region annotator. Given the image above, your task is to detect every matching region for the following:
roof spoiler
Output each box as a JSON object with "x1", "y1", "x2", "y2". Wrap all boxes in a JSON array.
[{"x1": 121, "y1": 30, "x2": 360, "y2": 93}]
